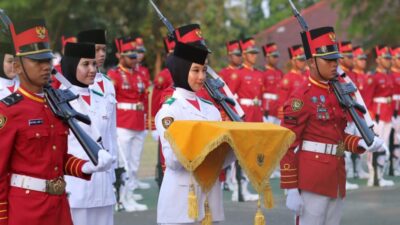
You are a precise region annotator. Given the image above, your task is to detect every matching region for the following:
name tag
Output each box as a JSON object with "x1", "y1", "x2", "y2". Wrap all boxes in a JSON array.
[{"x1": 29, "y1": 119, "x2": 43, "y2": 126}]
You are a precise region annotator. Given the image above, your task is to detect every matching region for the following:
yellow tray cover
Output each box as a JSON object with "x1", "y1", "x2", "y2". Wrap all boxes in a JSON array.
[{"x1": 165, "y1": 120, "x2": 295, "y2": 208}]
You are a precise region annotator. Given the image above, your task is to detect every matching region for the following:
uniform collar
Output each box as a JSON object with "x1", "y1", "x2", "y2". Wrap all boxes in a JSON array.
[
  {"x1": 242, "y1": 63, "x2": 254, "y2": 71},
  {"x1": 72, "y1": 85, "x2": 90, "y2": 96},
  {"x1": 290, "y1": 69, "x2": 302, "y2": 75},
  {"x1": 118, "y1": 64, "x2": 132, "y2": 73},
  {"x1": 376, "y1": 67, "x2": 389, "y2": 74},
  {"x1": 309, "y1": 76, "x2": 329, "y2": 90},
  {"x1": 353, "y1": 68, "x2": 365, "y2": 74},
  {"x1": 175, "y1": 87, "x2": 196, "y2": 100},
  {"x1": 265, "y1": 65, "x2": 276, "y2": 71},
  {"x1": 391, "y1": 67, "x2": 400, "y2": 73},
  {"x1": 18, "y1": 86, "x2": 45, "y2": 103}
]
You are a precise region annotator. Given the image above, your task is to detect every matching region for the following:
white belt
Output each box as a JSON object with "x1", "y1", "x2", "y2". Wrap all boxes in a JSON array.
[
  {"x1": 10, "y1": 174, "x2": 47, "y2": 192},
  {"x1": 373, "y1": 97, "x2": 392, "y2": 103},
  {"x1": 263, "y1": 93, "x2": 278, "y2": 100},
  {"x1": 239, "y1": 98, "x2": 262, "y2": 106},
  {"x1": 117, "y1": 102, "x2": 144, "y2": 111},
  {"x1": 302, "y1": 140, "x2": 340, "y2": 156},
  {"x1": 393, "y1": 95, "x2": 400, "y2": 101}
]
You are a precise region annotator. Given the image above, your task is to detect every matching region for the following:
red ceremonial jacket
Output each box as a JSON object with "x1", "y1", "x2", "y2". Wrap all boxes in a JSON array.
[
  {"x1": 369, "y1": 70, "x2": 394, "y2": 122},
  {"x1": 151, "y1": 68, "x2": 174, "y2": 129},
  {"x1": 228, "y1": 64, "x2": 265, "y2": 122},
  {"x1": 0, "y1": 87, "x2": 90, "y2": 225},
  {"x1": 280, "y1": 77, "x2": 364, "y2": 198},
  {"x1": 108, "y1": 65, "x2": 147, "y2": 131}
]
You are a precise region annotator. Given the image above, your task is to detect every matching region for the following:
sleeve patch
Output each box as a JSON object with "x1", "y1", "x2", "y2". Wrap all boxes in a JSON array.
[
  {"x1": 0, "y1": 114, "x2": 7, "y2": 129},
  {"x1": 291, "y1": 99, "x2": 304, "y2": 112},
  {"x1": 284, "y1": 115, "x2": 298, "y2": 125},
  {"x1": 162, "y1": 117, "x2": 174, "y2": 129}
]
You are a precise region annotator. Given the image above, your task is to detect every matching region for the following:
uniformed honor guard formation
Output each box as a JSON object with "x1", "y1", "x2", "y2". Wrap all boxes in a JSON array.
[{"x1": 0, "y1": 1, "x2": 398, "y2": 225}]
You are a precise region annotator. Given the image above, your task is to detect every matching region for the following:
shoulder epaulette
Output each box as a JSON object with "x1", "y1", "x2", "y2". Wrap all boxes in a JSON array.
[
  {"x1": 0, "y1": 92, "x2": 23, "y2": 107},
  {"x1": 199, "y1": 97, "x2": 213, "y2": 105},
  {"x1": 164, "y1": 97, "x2": 176, "y2": 105}
]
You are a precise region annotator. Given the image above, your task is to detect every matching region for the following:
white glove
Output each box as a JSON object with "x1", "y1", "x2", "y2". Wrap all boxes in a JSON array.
[
  {"x1": 358, "y1": 136, "x2": 385, "y2": 152},
  {"x1": 82, "y1": 149, "x2": 114, "y2": 174},
  {"x1": 286, "y1": 188, "x2": 304, "y2": 216},
  {"x1": 151, "y1": 130, "x2": 159, "y2": 141}
]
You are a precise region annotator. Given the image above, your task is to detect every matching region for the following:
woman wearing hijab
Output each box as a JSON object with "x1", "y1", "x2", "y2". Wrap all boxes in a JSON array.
[
  {"x1": 60, "y1": 42, "x2": 116, "y2": 225},
  {"x1": 0, "y1": 41, "x2": 18, "y2": 99},
  {"x1": 155, "y1": 36, "x2": 235, "y2": 224}
]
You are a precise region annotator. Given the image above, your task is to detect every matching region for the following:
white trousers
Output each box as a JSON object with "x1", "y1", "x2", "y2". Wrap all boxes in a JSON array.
[
  {"x1": 117, "y1": 127, "x2": 146, "y2": 189},
  {"x1": 71, "y1": 206, "x2": 114, "y2": 225},
  {"x1": 296, "y1": 191, "x2": 344, "y2": 225}
]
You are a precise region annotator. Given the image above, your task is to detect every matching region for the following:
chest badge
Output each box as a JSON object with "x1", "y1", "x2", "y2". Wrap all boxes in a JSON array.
[
  {"x1": 291, "y1": 99, "x2": 304, "y2": 112},
  {"x1": 29, "y1": 119, "x2": 44, "y2": 126}
]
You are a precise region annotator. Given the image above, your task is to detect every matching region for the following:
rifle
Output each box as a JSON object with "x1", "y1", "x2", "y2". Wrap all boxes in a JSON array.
[{"x1": 288, "y1": 0, "x2": 374, "y2": 146}]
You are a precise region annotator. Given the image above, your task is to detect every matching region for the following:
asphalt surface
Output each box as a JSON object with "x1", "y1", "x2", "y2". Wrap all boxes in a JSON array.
[{"x1": 114, "y1": 177, "x2": 400, "y2": 225}]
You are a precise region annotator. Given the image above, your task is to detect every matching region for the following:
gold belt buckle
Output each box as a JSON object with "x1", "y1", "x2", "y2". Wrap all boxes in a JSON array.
[
  {"x1": 336, "y1": 141, "x2": 346, "y2": 157},
  {"x1": 137, "y1": 103, "x2": 144, "y2": 111},
  {"x1": 46, "y1": 177, "x2": 66, "y2": 195}
]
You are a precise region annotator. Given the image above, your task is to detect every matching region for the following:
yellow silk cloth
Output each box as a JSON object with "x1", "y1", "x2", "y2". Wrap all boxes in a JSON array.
[{"x1": 164, "y1": 121, "x2": 295, "y2": 208}]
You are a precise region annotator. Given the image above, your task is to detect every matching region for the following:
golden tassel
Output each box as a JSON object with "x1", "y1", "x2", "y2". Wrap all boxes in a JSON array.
[
  {"x1": 263, "y1": 185, "x2": 274, "y2": 209},
  {"x1": 188, "y1": 183, "x2": 199, "y2": 220},
  {"x1": 201, "y1": 198, "x2": 212, "y2": 225},
  {"x1": 254, "y1": 199, "x2": 266, "y2": 225}
]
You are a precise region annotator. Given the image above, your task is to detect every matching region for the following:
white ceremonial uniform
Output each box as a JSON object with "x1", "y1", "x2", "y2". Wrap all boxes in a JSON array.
[
  {"x1": 156, "y1": 88, "x2": 235, "y2": 224},
  {"x1": 90, "y1": 72, "x2": 118, "y2": 171},
  {"x1": 0, "y1": 77, "x2": 19, "y2": 99},
  {"x1": 61, "y1": 84, "x2": 117, "y2": 225}
]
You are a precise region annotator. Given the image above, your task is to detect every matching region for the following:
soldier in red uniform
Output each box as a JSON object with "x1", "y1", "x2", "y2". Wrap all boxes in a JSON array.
[
  {"x1": 338, "y1": 41, "x2": 358, "y2": 85},
  {"x1": 0, "y1": 18, "x2": 112, "y2": 225},
  {"x1": 368, "y1": 45, "x2": 395, "y2": 187},
  {"x1": 280, "y1": 26, "x2": 384, "y2": 225},
  {"x1": 107, "y1": 36, "x2": 148, "y2": 211},
  {"x1": 277, "y1": 45, "x2": 307, "y2": 119},
  {"x1": 229, "y1": 37, "x2": 264, "y2": 123},
  {"x1": 262, "y1": 42, "x2": 284, "y2": 124},
  {"x1": 352, "y1": 46, "x2": 370, "y2": 100},
  {"x1": 219, "y1": 40, "x2": 242, "y2": 88},
  {"x1": 390, "y1": 46, "x2": 400, "y2": 176}
]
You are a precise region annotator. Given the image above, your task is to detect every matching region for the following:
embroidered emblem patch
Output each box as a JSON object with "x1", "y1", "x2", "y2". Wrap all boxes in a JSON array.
[
  {"x1": 0, "y1": 114, "x2": 7, "y2": 129},
  {"x1": 291, "y1": 99, "x2": 304, "y2": 112},
  {"x1": 256, "y1": 154, "x2": 265, "y2": 167},
  {"x1": 162, "y1": 117, "x2": 174, "y2": 129},
  {"x1": 35, "y1": 26, "x2": 46, "y2": 39}
]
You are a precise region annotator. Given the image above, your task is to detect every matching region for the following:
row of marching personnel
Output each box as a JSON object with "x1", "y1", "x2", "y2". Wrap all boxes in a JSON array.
[{"x1": 0, "y1": 15, "x2": 397, "y2": 225}]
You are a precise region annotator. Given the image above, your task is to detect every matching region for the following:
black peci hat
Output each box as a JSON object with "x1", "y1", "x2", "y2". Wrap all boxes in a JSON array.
[
  {"x1": 64, "y1": 42, "x2": 95, "y2": 59},
  {"x1": 173, "y1": 41, "x2": 208, "y2": 65}
]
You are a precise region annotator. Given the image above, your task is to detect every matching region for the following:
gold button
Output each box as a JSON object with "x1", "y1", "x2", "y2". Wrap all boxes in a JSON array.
[
  {"x1": 44, "y1": 105, "x2": 48, "y2": 108},
  {"x1": 333, "y1": 107, "x2": 336, "y2": 110},
  {"x1": 65, "y1": 131, "x2": 68, "y2": 135},
  {"x1": 25, "y1": 190, "x2": 30, "y2": 194},
  {"x1": 50, "y1": 124, "x2": 54, "y2": 128},
  {"x1": 334, "y1": 124, "x2": 337, "y2": 127},
  {"x1": 52, "y1": 145, "x2": 57, "y2": 150},
  {"x1": 54, "y1": 166, "x2": 58, "y2": 171},
  {"x1": 35, "y1": 133, "x2": 40, "y2": 138},
  {"x1": 315, "y1": 155, "x2": 319, "y2": 159}
]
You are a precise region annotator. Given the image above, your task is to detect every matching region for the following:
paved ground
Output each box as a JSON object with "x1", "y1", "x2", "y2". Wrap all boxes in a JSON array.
[{"x1": 114, "y1": 177, "x2": 400, "y2": 225}]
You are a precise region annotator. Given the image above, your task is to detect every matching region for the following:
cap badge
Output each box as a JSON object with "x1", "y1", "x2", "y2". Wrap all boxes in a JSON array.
[
  {"x1": 36, "y1": 26, "x2": 46, "y2": 39},
  {"x1": 328, "y1": 32, "x2": 336, "y2": 42},
  {"x1": 195, "y1": 29, "x2": 202, "y2": 38}
]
